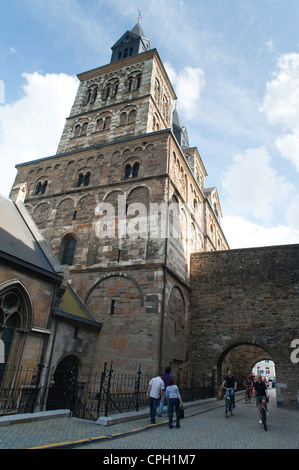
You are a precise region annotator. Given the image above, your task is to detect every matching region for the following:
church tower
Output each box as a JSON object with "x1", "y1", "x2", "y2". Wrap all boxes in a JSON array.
[{"x1": 10, "y1": 21, "x2": 228, "y2": 377}]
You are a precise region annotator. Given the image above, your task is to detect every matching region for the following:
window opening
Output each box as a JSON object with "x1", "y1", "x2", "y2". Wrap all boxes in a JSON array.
[{"x1": 61, "y1": 236, "x2": 76, "y2": 266}]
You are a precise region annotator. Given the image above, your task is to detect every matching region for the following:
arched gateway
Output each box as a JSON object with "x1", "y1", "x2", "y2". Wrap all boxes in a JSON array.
[{"x1": 189, "y1": 244, "x2": 299, "y2": 409}]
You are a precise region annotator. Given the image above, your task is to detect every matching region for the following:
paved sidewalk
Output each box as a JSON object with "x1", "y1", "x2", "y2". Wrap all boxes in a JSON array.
[{"x1": 0, "y1": 396, "x2": 226, "y2": 449}]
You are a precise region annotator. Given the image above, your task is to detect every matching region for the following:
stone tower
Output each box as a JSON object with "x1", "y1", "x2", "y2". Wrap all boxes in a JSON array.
[{"x1": 10, "y1": 21, "x2": 229, "y2": 377}]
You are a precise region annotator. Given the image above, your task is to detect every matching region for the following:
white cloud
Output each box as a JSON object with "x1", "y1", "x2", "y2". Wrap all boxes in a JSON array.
[
  {"x1": 0, "y1": 72, "x2": 78, "y2": 197},
  {"x1": 261, "y1": 52, "x2": 299, "y2": 172},
  {"x1": 222, "y1": 215, "x2": 299, "y2": 249},
  {"x1": 222, "y1": 146, "x2": 292, "y2": 222},
  {"x1": 286, "y1": 192, "x2": 299, "y2": 231},
  {"x1": 165, "y1": 63, "x2": 205, "y2": 119}
]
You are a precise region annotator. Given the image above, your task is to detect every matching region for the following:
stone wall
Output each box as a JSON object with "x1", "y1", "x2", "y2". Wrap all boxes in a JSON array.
[{"x1": 189, "y1": 244, "x2": 299, "y2": 408}]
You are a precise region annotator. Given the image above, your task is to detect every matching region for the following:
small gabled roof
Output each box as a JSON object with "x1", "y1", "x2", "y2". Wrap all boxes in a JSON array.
[{"x1": 53, "y1": 284, "x2": 103, "y2": 330}]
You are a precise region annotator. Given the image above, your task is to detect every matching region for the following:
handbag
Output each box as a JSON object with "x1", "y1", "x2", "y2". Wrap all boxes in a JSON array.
[{"x1": 179, "y1": 404, "x2": 184, "y2": 419}]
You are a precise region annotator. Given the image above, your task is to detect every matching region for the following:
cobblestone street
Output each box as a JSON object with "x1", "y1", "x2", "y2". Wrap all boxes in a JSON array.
[
  {"x1": 0, "y1": 389, "x2": 298, "y2": 450},
  {"x1": 73, "y1": 390, "x2": 298, "y2": 450}
]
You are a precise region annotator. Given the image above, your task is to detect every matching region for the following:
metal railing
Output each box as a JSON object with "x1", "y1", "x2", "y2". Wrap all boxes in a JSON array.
[{"x1": 0, "y1": 362, "x2": 215, "y2": 420}]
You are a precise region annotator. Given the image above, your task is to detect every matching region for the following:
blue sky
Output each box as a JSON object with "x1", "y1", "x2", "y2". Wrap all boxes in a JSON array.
[{"x1": 0, "y1": 0, "x2": 299, "y2": 249}]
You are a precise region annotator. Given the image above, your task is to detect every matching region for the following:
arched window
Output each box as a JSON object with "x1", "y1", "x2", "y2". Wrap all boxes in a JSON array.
[
  {"x1": 60, "y1": 235, "x2": 77, "y2": 266},
  {"x1": 103, "y1": 79, "x2": 119, "y2": 100},
  {"x1": 103, "y1": 116, "x2": 111, "y2": 130},
  {"x1": 74, "y1": 124, "x2": 81, "y2": 137},
  {"x1": 81, "y1": 122, "x2": 88, "y2": 136},
  {"x1": 96, "y1": 118, "x2": 103, "y2": 130},
  {"x1": 127, "y1": 73, "x2": 142, "y2": 92},
  {"x1": 0, "y1": 282, "x2": 33, "y2": 385},
  {"x1": 35, "y1": 180, "x2": 48, "y2": 195},
  {"x1": 120, "y1": 109, "x2": 137, "y2": 126},
  {"x1": 125, "y1": 164, "x2": 132, "y2": 179},
  {"x1": 124, "y1": 162, "x2": 140, "y2": 179},
  {"x1": 132, "y1": 162, "x2": 139, "y2": 178},
  {"x1": 83, "y1": 86, "x2": 98, "y2": 105},
  {"x1": 90, "y1": 86, "x2": 98, "y2": 103},
  {"x1": 135, "y1": 74, "x2": 141, "y2": 90},
  {"x1": 77, "y1": 171, "x2": 91, "y2": 187},
  {"x1": 120, "y1": 112, "x2": 127, "y2": 126},
  {"x1": 128, "y1": 109, "x2": 137, "y2": 124}
]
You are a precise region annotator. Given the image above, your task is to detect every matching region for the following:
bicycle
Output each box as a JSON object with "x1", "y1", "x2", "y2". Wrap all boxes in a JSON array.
[
  {"x1": 224, "y1": 388, "x2": 234, "y2": 418},
  {"x1": 260, "y1": 402, "x2": 267, "y2": 431},
  {"x1": 245, "y1": 387, "x2": 251, "y2": 404}
]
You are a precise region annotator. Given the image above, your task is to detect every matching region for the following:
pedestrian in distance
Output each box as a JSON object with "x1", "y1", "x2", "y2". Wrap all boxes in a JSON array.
[
  {"x1": 146, "y1": 372, "x2": 164, "y2": 424},
  {"x1": 166, "y1": 378, "x2": 183, "y2": 429},
  {"x1": 158, "y1": 366, "x2": 173, "y2": 416}
]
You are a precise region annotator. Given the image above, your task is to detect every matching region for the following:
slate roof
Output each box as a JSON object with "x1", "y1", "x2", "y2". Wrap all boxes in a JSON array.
[{"x1": 0, "y1": 193, "x2": 62, "y2": 280}]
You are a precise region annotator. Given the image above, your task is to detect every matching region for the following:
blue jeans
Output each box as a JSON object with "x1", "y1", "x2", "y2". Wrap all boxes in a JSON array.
[
  {"x1": 168, "y1": 398, "x2": 180, "y2": 428},
  {"x1": 225, "y1": 389, "x2": 235, "y2": 407},
  {"x1": 149, "y1": 396, "x2": 160, "y2": 423},
  {"x1": 158, "y1": 391, "x2": 166, "y2": 415}
]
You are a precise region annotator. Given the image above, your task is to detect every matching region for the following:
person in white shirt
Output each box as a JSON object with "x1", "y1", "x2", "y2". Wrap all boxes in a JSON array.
[
  {"x1": 146, "y1": 373, "x2": 164, "y2": 424},
  {"x1": 166, "y1": 378, "x2": 183, "y2": 429}
]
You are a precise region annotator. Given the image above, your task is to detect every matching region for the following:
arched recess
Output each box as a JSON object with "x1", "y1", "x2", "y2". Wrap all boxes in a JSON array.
[
  {"x1": 0, "y1": 280, "x2": 34, "y2": 385},
  {"x1": 46, "y1": 355, "x2": 80, "y2": 410},
  {"x1": 85, "y1": 274, "x2": 144, "y2": 332},
  {"x1": 164, "y1": 286, "x2": 187, "y2": 367}
]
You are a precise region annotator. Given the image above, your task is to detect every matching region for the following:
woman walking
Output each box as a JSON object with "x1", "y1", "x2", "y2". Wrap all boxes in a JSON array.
[{"x1": 166, "y1": 378, "x2": 183, "y2": 429}]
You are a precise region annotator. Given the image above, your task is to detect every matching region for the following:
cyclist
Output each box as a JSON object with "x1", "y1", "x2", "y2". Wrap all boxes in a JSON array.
[
  {"x1": 253, "y1": 374, "x2": 269, "y2": 424},
  {"x1": 222, "y1": 370, "x2": 237, "y2": 408}
]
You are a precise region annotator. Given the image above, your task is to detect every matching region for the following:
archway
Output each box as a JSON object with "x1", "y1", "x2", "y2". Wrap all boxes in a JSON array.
[
  {"x1": 46, "y1": 355, "x2": 80, "y2": 410},
  {"x1": 216, "y1": 342, "x2": 275, "y2": 394}
]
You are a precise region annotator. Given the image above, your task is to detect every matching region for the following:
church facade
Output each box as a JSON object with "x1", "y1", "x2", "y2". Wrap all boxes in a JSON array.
[
  {"x1": 10, "y1": 21, "x2": 228, "y2": 379},
  {"x1": 8, "y1": 22, "x2": 299, "y2": 408}
]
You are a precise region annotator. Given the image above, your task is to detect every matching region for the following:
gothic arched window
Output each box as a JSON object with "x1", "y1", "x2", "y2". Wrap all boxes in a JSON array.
[{"x1": 0, "y1": 281, "x2": 33, "y2": 385}]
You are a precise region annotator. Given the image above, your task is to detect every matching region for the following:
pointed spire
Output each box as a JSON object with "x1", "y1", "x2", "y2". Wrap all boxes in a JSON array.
[
  {"x1": 110, "y1": 21, "x2": 151, "y2": 63},
  {"x1": 173, "y1": 106, "x2": 190, "y2": 148}
]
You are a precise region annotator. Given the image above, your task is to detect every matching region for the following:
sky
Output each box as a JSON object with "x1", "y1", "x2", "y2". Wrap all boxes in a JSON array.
[{"x1": 0, "y1": 0, "x2": 299, "y2": 249}]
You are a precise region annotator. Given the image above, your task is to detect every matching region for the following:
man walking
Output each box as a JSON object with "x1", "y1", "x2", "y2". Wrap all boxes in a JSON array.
[{"x1": 146, "y1": 372, "x2": 164, "y2": 424}]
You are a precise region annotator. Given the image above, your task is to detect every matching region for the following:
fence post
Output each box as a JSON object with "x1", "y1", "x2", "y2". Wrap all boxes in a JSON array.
[
  {"x1": 104, "y1": 362, "x2": 113, "y2": 417},
  {"x1": 97, "y1": 362, "x2": 107, "y2": 417},
  {"x1": 29, "y1": 363, "x2": 44, "y2": 414},
  {"x1": 135, "y1": 364, "x2": 142, "y2": 412}
]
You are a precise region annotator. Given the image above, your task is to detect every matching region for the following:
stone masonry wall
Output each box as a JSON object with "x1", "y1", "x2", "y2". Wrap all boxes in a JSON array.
[{"x1": 189, "y1": 244, "x2": 299, "y2": 408}]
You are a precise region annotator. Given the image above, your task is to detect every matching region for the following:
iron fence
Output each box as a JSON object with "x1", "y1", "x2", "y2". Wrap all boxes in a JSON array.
[{"x1": 0, "y1": 362, "x2": 215, "y2": 420}]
